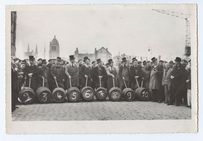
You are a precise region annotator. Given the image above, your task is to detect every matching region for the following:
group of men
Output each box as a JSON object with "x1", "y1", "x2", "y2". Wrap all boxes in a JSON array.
[{"x1": 11, "y1": 54, "x2": 191, "y2": 111}]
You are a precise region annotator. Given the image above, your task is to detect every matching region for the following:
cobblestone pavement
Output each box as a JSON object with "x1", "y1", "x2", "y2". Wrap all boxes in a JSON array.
[{"x1": 12, "y1": 101, "x2": 191, "y2": 120}]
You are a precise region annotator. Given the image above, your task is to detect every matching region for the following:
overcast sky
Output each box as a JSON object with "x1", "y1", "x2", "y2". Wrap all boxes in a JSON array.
[{"x1": 15, "y1": 5, "x2": 195, "y2": 60}]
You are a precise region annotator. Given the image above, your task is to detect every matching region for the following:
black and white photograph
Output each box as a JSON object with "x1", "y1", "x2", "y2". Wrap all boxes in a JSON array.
[{"x1": 6, "y1": 4, "x2": 198, "y2": 133}]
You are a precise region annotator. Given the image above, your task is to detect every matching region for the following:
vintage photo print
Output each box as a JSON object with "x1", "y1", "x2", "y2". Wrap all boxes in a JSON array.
[{"x1": 6, "y1": 4, "x2": 198, "y2": 133}]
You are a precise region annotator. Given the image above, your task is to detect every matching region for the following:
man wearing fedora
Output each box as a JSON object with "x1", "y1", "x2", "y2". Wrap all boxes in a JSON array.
[
  {"x1": 23, "y1": 55, "x2": 38, "y2": 91},
  {"x1": 92, "y1": 59, "x2": 107, "y2": 89},
  {"x1": 65, "y1": 55, "x2": 79, "y2": 89},
  {"x1": 50, "y1": 57, "x2": 66, "y2": 90},
  {"x1": 118, "y1": 57, "x2": 130, "y2": 90},
  {"x1": 170, "y1": 57, "x2": 186, "y2": 106},
  {"x1": 129, "y1": 59, "x2": 144, "y2": 90},
  {"x1": 106, "y1": 59, "x2": 118, "y2": 91},
  {"x1": 37, "y1": 59, "x2": 49, "y2": 88},
  {"x1": 79, "y1": 56, "x2": 92, "y2": 89}
]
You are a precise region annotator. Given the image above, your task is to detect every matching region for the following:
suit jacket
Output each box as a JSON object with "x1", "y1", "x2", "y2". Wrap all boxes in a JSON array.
[
  {"x1": 149, "y1": 65, "x2": 161, "y2": 90},
  {"x1": 92, "y1": 65, "x2": 107, "y2": 89},
  {"x1": 79, "y1": 64, "x2": 92, "y2": 88},
  {"x1": 118, "y1": 65, "x2": 130, "y2": 82}
]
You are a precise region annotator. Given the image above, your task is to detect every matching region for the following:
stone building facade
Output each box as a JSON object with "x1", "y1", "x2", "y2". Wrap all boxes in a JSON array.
[
  {"x1": 74, "y1": 47, "x2": 112, "y2": 63},
  {"x1": 49, "y1": 35, "x2": 60, "y2": 59}
]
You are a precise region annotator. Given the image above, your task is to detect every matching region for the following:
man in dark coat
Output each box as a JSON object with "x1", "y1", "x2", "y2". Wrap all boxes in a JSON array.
[
  {"x1": 170, "y1": 57, "x2": 187, "y2": 106},
  {"x1": 24, "y1": 56, "x2": 39, "y2": 91},
  {"x1": 118, "y1": 57, "x2": 130, "y2": 90},
  {"x1": 106, "y1": 59, "x2": 118, "y2": 91},
  {"x1": 37, "y1": 59, "x2": 49, "y2": 88},
  {"x1": 17, "y1": 60, "x2": 27, "y2": 90},
  {"x1": 157, "y1": 60, "x2": 164, "y2": 102},
  {"x1": 92, "y1": 59, "x2": 107, "y2": 89},
  {"x1": 65, "y1": 55, "x2": 79, "y2": 89},
  {"x1": 47, "y1": 59, "x2": 55, "y2": 91},
  {"x1": 129, "y1": 60, "x2": 144, "y2": 90},
  {"x1": 142, "y1": 61, "x2": 151, "y2": 89},
  {"x1": 50, "y1": 57, "x2": 66, "y2": 90},
  {"x1": 79, "y1": 56, "x2": 92, "y2": 89}
]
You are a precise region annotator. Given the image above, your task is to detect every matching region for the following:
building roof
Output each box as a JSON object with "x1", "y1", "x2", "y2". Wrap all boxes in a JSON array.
[
  {"x1": 97, "y1": 47, "x2": 112, "y2": 55},
  {"x1": 50, "y1": 35, "x2": 59, "y2": 46}
]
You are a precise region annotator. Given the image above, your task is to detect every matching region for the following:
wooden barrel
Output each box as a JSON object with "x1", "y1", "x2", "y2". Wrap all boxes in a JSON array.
[
  {"x1": 109, "y1": 87, "x2": 122, "y2": 101},
  {"x1": 52, "y1": 87, "x2": 66, "y2": 103},
  {"x1": 81, "y1": 86, "x2": 94, "y2": 101},
  {"x1": 135, "y1": 87, "x2": 150, "y2": 101},
  {"x1": 18, "y1": 87, "x2": 35, "y2": 104},
  {"x1": 123, "y1": 88, "x2": 135, "y2": 101},
  {"x1": 67, "y1": 87, "x2": 81, "y2": 102},
  {"x1": 95, "y1": 87, "x2": 107, "y2": 101},
  {"x1": 36, "y1": 87, "x2": 52, "y2": 103}
]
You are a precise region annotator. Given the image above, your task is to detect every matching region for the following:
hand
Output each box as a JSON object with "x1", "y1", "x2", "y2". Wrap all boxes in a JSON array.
[
  {"x1": 186, "y1": 79, "x2": 190, "y2": 83},
  {"x1": 84, "y1": 75, "x2": 88, "y2": 78},
  {"x1": 53, "y1": 76, "x2": 56, "y2": 79},
  {"x1": 68, "y1": 75, "x2": 71, "y2": 78},
  {"x1": 170, "y1": 75, "x2": 174, "y2": 79},
  {"x1": 19, "y1": 72, "x2": 24, "y2": 75},
  {"x1": 111, "y1": 74, "x2": 115, "y2": 78},
  {"x1": 122, "y1": 77, "x2": 125, "y2": 80},
  {"x1": 28, "y1": 73, "x2": 33, "y2": 77},
  {"x1": 134, "y1": 76, "x2": 139, "y2": 79}
]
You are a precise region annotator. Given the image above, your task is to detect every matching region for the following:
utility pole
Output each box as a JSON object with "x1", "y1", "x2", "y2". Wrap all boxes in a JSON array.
[{"x1": 152, "y1": 9, "x2": 191, "y2": 58}]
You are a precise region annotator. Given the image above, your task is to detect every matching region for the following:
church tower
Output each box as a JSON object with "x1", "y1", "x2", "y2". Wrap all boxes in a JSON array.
[{"x1": 49, "y1": 35, "x2": 60, "y2": 59}]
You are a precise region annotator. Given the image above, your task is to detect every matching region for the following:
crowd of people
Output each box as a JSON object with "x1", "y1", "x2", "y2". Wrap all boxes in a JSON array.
[{"x1": 11, "y1": 54, "x2": 191, "y2": 111}]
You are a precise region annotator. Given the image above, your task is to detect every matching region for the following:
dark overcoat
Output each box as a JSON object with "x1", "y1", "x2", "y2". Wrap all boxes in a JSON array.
[
  {"x1": 79, "y1": 64, "x2": 92, "y2": 89},
  {"x1": 24, "y1": 64, "x2": 39, "y2": 91},
  {"x1": 92, "y1": 66, "x2": 107, "y2": 89}
]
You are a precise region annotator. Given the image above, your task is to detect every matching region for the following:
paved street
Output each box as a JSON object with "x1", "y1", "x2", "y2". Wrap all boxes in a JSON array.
[{"x1": 12, "y1": 101, "x2": 191, "y2": 120}]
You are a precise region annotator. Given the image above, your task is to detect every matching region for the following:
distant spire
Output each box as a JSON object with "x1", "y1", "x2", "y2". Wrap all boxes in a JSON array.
[
  {"x1": 54, "y1": 35, "x2": 56, "y2": 39},
  {"x1": 35, "y1": 44, "x2": 38, "y2": 54},
  {"x1": 44, "y1": 47, "x2": 46, "y2": 58},
  {"x1": 27, "y1": 44, "x2": 30, "y2": 52}
]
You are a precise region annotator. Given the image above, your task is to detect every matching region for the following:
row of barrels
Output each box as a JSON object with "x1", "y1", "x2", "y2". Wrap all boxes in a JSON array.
[{"x1": 18, "y1": 75, "x2": 151, "y2": 105}]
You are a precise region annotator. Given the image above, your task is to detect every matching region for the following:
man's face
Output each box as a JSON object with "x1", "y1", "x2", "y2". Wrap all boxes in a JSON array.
[
  {"x1": 122, "y1": 61, "x2": 127, "y2": 66},
  {"x1": 56, "y1": 59, "x2": 61, "y2": 65},
  {"x1": 153, "y1": 60, "x2": 158, "y2": 66},
  {"x1": 175, "y1": 61, "x2": 180, "y2": 67},
  {"x1": 21, "y1": 64, "x2": 25, "y2": 69},
  {"x1": 38, "y1": 60, "x2": 42, "y2": 64},
  {"x1": 85, "y1": 59, "x2": 90, "y2": 65},
  {"x1": 30, "y1": 60, "x2": 34, "y2": 65},
  {"x1": 181, "y1": 61, "x2": 188, "y2": 68},
  {"x1": 110, "y1": 62, "x2": 113, "y2": 67},
  {"x1": 42, "y1": 63, "x2": 46, "y2": 67},
  {"x1": 159, "y1": 61, "x2": 163, "y2": 66},
  {"x1": 133, "y1": 61, "x2": 138, "y2": 67},
  {"x1": 98, "y1": 62, "x2": 102, "y2": 67},
  {"x1": 70, "y1": 59, "x2": 75, "y2": 64}
]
